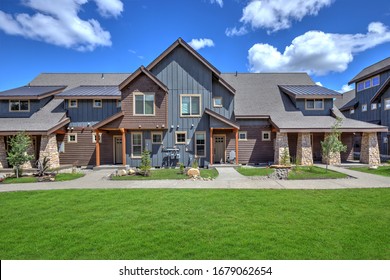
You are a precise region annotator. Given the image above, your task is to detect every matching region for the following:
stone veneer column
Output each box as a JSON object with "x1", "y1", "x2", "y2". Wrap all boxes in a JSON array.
[
  {"x1": 274, "y1": 132, "x2": 289, "y2": 165},
  {"x1": 0, "y1": 136, "x2": 8, "y2": 168},
  {"x1": 360, "y1": 132, "x2": 381, "y2": 165},
  {"x1": 321, "y1": 133, "x2": 341, "y2": 165},
  {"x1": 39, "y1": 134, "x2": 60, "y2": 169},
  {"x1": 296, "y1": 133, "x2": 313, "y2": 165}
]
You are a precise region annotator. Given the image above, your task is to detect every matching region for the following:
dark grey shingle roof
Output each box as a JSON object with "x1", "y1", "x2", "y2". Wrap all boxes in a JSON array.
[
  {"x1": 349, "y1": 57, "x2": 390, "y2": 84},
  {"x1": 334, "y1": 89, "x2": 355, "y2": 109},
  {"x1": 279, "y1": 85, "x2": 341, "y2": 98},
  {"x1": 0, "y1": 86, "x2": 65, "y2": 98},
  {"x1": 56, "y1": 86, "x2": 120, "y2": 98}
]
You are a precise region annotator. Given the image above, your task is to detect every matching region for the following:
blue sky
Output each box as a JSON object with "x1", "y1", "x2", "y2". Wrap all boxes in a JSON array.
[{"x1": 0, "y1": 0, "x2": 390, "y2": 92}]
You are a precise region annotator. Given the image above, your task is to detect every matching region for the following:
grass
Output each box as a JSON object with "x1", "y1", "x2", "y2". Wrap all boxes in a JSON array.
[
  {"x1": 1, "y1": 173, "x2": 84, "y2": 184},
  {"x1": 288, "y1": 166, "x2": 349, "y2": 180},
  {"x1": 0, "y1": 188, "x2": 388, "y2": 260},
  {"x1": 349, "y1": 166, "x2": 390, "y2": 177},
  {"x1": 112, "y1": 168, "x2": 218, "y2": 180},
  {"x1": 236, "y1": 167, "x2": 274, "y2": 176}
]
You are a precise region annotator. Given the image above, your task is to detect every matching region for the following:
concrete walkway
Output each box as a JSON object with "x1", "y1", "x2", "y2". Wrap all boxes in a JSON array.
[{"x1": 0, "y1": 164, "x2": 389, "y2": 192}]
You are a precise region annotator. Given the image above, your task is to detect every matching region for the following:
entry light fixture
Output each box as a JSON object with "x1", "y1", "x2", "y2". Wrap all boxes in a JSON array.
[
  {"x1": 171, "y1": 125, "x2": 174, "y2": 129},
  {"x1": 138, "y1": 125, "x2": 142, "y2": 128}
]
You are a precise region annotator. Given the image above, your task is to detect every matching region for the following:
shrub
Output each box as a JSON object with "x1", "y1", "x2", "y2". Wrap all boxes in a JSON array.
[
  {"x1": 139, "y1": 150, "x2": 151, "y2": 177},
  {"x1": 6, "y1": 132, "x2": 34, "y2": 178}
]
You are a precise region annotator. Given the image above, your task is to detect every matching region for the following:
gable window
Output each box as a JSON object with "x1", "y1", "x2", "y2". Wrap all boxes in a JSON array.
[
  {"x1": 262, "y1": 131, "x2": 271, "y2": 141},
  {"x1": 305, "y1": 99, "x2": 324, "y2": 110},
  {"x1": 134, "y1": 92, "x2": 154, "y2": 115},
  {"x1": 371, "y1": 103, "x2": 377, "y2": 110},
  {"x1": 92, "y1": 132, "x2": 102, "y2": 143},
  {"x1": 213, "y1": 97, "x2": 223, "y2": 108},
  {"x1": 68, "y1": 99, "x2": 78, "y2": 108},
  {"x1": 195, "y1": 131, "x2": 206, "y2": 157},
  {"x1": 350, "y1": 108, "x2": 355, "y2": 114},
  {"x1": 364, "y1": 79, "x2": 371, "y2": 89},
  {"x1": 372, "y1": 76, "x2": 380, "y2": 86},
  {"x1": 238, "y1": 131, "x2": 247, "y2": 141},
  {"x1": 357, "y1": 75, "x2": 381, "y2": 91},
  {"x1": 180, "y1": 94, "x2": 201, "y2": 117},
  {"x1": 175, "y1": 131, "x2": 187, "y2": 144},
  {"x1": 385, "y1": 98, "x2": 390, "y2": 110},
  {"x1": 68, "y1": 133, "x2": 77, "y2": 143},
  {"x1": 9, "y1": 100, "x2": 29, "y2": 112},
  {"x1": 362, "y1": 104, "x2": 367, "y2": 112},
  {"x1": 131, "y1": 132, "x2": 143, "y2": 158},
  {"x1": 152, "y1": 132, "x2": 163, "y2": 144},
  {"x1": 93, "y1": 99, "x2": 102, "y2": 108}
]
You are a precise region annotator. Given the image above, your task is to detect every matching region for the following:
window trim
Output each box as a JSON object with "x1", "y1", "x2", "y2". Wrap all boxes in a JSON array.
[
  {"x1": 305, "y1": 99, "x2": 324, "y2": 110},
  {"x1": 131, "y1": 132, "x2": 143, "y2": 158},
  {"x1": 350, "y1": 108, "x2": 355, "y2": 114},
  {"x1": 151, "y1": 132, "x2": 163, "y2": 144},
  {"x1": 362, "y1": 104, "x2": 368, "y2": 112},
  {"x1": 371, "y1": 103, "x2": 377, "y2": 110},
  {"x1": 116, "y1": 99, "x2": 122, "y2": 108},
  {"x1": 92, "y1": 132, "x2": 102, "y2": 143},
  {"x1": 372, "y1": 75, "x2": 380, "y2": 86},
  {"x1": 180, "y1": 94, "x2": 202, "y2": 117},
  {"x1": 357, "y1": 75, "x2": 381, "y2": 91},
  {"x1": 9, "y1": 100, "x2": 30, "y2": 112},
  {"x1": 213, "y1": 97, "x2": 223, "y2": 108},
  {"x1": 93, "y1": 99, "x2": 102, "y2": 108},
  {"x1": 68, "y1": 133, "x2": 77, "y2": 143},
  {"x1": 133, "y1": 92, "x2": 155, "y2": 116},
  {"x1": 68, "y1": 99, "x2": 78, "y2": 108},
  {"x1": 238, "y1": 131, "x2": 247, "y2": 141},
  {"x1": 262, "y1": 131, "x2": 271, "y2": 141},
  {"x1": 175, "y1": 131, "x2": 187, "y2": 145},
  {"x1": 385, "y1": 98, "x2": 390, "y2": 110},
  {"x1": 195, "y1": 131, "x2": 206, "y2": 158}
]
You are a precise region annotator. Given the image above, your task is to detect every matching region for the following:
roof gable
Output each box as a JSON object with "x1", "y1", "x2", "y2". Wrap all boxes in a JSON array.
[
  {"x1": 119, "y1": 66, "x2": 168, "y2": 92},
  {"x1": 349, "y1": 57, "x2": 390, "y2": 84},
  {"x1": 279, "y1": 85, "x2": 341, "y2": 99},
  {"x1": 371, "y1": 75, "x2": 390, "y2": 102}
]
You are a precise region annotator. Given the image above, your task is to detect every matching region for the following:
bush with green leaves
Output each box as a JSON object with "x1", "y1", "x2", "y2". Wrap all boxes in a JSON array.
[
  {"x1": 139, "y1": 150, "x2": 151, "y2": 177},
  {"x1": 6, "y1": 132, "x2": 34, "y2": 178}
]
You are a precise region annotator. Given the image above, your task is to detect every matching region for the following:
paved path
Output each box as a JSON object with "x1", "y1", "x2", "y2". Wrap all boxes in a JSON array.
[{"x1": 0, "y1": 164, "x2": 388, "y2": 192}]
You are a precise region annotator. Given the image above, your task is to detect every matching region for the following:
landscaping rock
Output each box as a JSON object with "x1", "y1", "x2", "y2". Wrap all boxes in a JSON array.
[
  {"x1": 128, "y1": 169, "x2": 136, "y2": 175},
  {"x1": 187, "y1": 168, "x2": 200, "y2": 178},
  {"x1": 369, "y1": 165, "x2": 378, "y2": 170},
  {"x1": 117, "y1": 169, "x2": 127, "y2": 177}
]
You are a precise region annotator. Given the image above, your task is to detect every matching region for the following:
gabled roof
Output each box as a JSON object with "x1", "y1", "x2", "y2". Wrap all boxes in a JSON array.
[
  {"x1": 334, "y1": 89, "x2": 355, "y2": 109},
  {"x1": 147, "y1": 38, "x2": 235, "y2": 94},
  {"x1": 371, "y1": 75, "x2": 390, "y2": 103},
  {"x1": 0, "y1": 86, "x2": 65, "y2": 100},
  {"x1": 339, "y1": 99, "x2": 359, "y2": 111},
  {"x1": 119, "y1": 66, "x2": 168, "y2": 92},
  {"x1": 279, "y1": 85, "x2": 341, "y2": 99},
  {"x1": 204, "y1": 108, "x2": 240, "y2": 129},
  {"x1": 55, "y1": 86, "x2": 121, "y2": 99},
  {"x1": 349, "y1": 57, "x2": 390, "y2": 84},
  {"x1": 92, "y1": 111, "x2": 124, "y2": 129}
]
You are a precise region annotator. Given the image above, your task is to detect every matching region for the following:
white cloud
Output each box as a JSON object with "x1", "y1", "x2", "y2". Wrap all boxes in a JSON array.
[
  {"x1": 339, "y1": 84, "x2": 354, "y2": 93},
  {"x1": 248, "y1": 22, "x2": 390, "y2": 75},
  {"x1": 0, "y1": 0, "x2": 124, "y2": 51},
  {"x1": 225, "y1": 26, "x2": 248, "y2": 37},
  {"x1": 210, "y1": 0, "x2": 223, "y2": 8},
  {"x1": 188, "y1": 38, "x2": 215, "y2": 50},
  {"x1": 228, "y1": 0, "x2": 333, "y2": 36}
]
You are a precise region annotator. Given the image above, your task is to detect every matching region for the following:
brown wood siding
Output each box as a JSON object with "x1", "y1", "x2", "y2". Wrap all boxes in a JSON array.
[
  {"x1": 341, "y1": 133, "x2": 354, "y2": 161},
  {"x1": 103, "y1": 73, "x2": 167, "y2": 129}
]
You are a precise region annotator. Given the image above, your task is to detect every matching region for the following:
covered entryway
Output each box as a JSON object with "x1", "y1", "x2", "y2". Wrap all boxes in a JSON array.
[
  {"x1": 113, "y1": 136, "x2": 123, "y2": 164},
  {"x1": 213, "y1": 135, "x2": 226, "y2": 163}
]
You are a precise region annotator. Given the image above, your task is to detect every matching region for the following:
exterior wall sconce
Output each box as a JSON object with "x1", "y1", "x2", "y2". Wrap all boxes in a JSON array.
[
  {"x1": 138, "y1": 125, "x2": 141, "y2": 128},
  {"x1": 177, "y1": 125, "x2": 180, "y2": 129},
  {"x1": 171, "y1": 125, "x2": 174, "y2": 129},
  {"x1": 162, "y1": 124, "x2": 165, "y2": 128}
]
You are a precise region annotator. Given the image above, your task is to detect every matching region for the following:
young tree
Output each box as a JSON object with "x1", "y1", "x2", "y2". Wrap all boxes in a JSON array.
[
  {"x1": 6, "y1": 132, "x2": 34, "y2": 178},
  {"x1": 139, "y1": 149, "x2": 151, "y2": 177},
  {"x1": 321, "y1": 118, "x2": 347, "y2": 171}
]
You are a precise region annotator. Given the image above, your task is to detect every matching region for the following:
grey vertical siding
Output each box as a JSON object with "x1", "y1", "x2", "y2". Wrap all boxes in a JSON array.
[
  {"x1": 211, "y1": 80, "x2": 234, "y2": 119},
  {"x1": 0, "y1": 96, "x2": 52, "y2": 118},
  {"x1": 295, "y1": 99, "x2": 334, "y2": 116}
]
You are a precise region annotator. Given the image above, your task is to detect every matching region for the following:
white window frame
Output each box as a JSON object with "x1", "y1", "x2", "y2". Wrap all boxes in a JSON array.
[
  {"x1": 213, "y1": 97, "x2": 223, "y2": 108},
  {"x1": 93, "y1": 99, "x2": 102, "y2": 108},
  {"x1": 372, "y1": 75, "x2": 380, "y2": 86},
  {"x1": 151, "y1": 132, "x2": 163, "y2": 144},
  {"x1": 385, "y1": 98, "x2": 390, "y2": 110},
  {"x1": 131, "y1": 132, "x2": 143, "y2": 158},
  {"x1": 350, "y1": 108, "x2": 355, "y2": 114},
  {"x1": 357, "y1": 82, "x2": 364, "y2": 92},
  {"x1": 262, "y1": 131, "x2": 271, "y2": 141},
  {"x1": 238, "y1": 131, "x2": 247, "y2": 141},
  {"x1": 9, "y1": 100, "x2": 30, "y2": 112},
  {"x1": 362, "y1": 104, "x2": 367, "y2": 112},
  {"x1": 68, "y1": 99, "x2": 78, "y2": 108},
  {"x1": 195, "y1": 131, "x2": 206, "y2": 158},
  {"x1": 180, "y1": 94, "x2": 202, "y2": 117},
  {"x1": 68, "y1": 133, "x2": 77, "y2": 143},
  {"x1": 116, "y1": 99, "x2": 122, "y2": 108},
  {"x1": 305, "y1": 99, "x2": 324, "y2": 110},
  {"x1": 371, "y1": 103, "x2": 377, "y2": 110},
  {"x1": 175, "y1": 131, "x2": 187, "y2": 145},
  {"x1": 133, "y1": 92, "x2": 155, "y2": 116},
  {"x1": 92, "y1": 132, "x2": 102, "y2": 143}
]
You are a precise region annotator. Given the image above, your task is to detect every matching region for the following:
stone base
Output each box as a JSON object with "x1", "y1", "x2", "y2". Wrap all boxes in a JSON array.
[
  {"x1": 274, "y1": 132, "x2": 290, "y2": 165},
  {"x1": 296, "y1": 133, "x2": 313, "y2": 166},
  {"x1": 360, "y1": 132, "x2": 381, "y2": 165},
  {"x1": 39, "y1": 134, "x2": 60, "y2": 169}
]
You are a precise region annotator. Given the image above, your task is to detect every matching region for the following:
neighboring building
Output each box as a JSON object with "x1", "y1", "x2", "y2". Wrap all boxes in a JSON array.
[
  {"x1": 338, "y1": 57, "x2": 390, "y2": 155},
  {"x1": 0, "y1": 38, "x2": 387, "y2": 170}
]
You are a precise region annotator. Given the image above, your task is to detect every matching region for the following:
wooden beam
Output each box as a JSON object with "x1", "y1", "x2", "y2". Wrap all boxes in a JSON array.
[
  {"x1": 210, "y1": 128, "x2": 214, "y2": 166},
  {"x1": 235, "y1": 128, "x2": 239, "y2": 164},
  {"x1": 120, "y1": 128, "x2": 126, "y2": 166},
  {"x1": 95, "y1": 129, "x2": 100, "y2": 166}
]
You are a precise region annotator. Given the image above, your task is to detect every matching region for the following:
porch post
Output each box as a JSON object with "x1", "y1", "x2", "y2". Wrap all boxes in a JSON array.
[
  {"x1": 95, "y1": 129, "x2": 101, "y2": 166},
  {"x1": 235, "y1": 128, "x2": 239, "y2": 164},
  {"x1": 274, "y1": 132, "x2": 289, "y2": 165},
  {"x1": 120, "y1": 128, "x2": 126, "y2": 166},
  {"x1": 360, "y1": 132, "x2": 380, "y2": 165},
  {"x1": 0, "y1": 136, "x2": 8, "y2": 168},
  {"x1": 210, "y1": 128, "x2": 214, "y2": 165},
  {"x1": 39, "y1": 134, "x2": 60, "y2": 168},
  {"x1": 296, "y1": 132, "x2": 313, "y2": 165}
]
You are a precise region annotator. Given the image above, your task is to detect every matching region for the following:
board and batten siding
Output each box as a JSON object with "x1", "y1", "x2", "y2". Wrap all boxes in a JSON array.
[
  {"x1": 0, "y1": 96, "x2": 52, "y2": 118},
  {"x1": 295, "y1": 98, "x2": 334, "y2": 116}
]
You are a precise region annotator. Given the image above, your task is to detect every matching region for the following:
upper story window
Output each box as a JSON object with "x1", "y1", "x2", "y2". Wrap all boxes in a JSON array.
[
  {"x1": 350, "y1": 108, "x2": 355, "y2": 114},
  {"x1": 134, "y1": 92, "x2": 154, "y2": 115},
  {"x1": 68, "y1": 99, "x2": 78, "y2": 108},
  {"x1": 371, "y1": 103, "x2": 377, "y2": 110},
  {"x1": 305, "y1": 99, "x2": 324, "y2": 110},
  {"x1": 362, "y1": 104, "x2": 367, "y2": 112},
  {"x1": 116, "y1": 100, "x2": 122, "y2": 108},
  {"x1": 213, "y1": 97, "x2": 223, "y2": 108},
  {"x1": 9, "y1": 100, "x2": 29, "y2": 112},
  {"x1": 262, "y1": 131, "x2": 271, "y2": 141},
  {"x1": 180, "y1": 94, "x2": 201, "y2": 117},
  {"x1": 357, "y1": 75, "x2": 380, "y2": 92},
  {"x1": 385, "y1": 98, "x2": 390, "y2": 110},
  {"x1": 372, "y1": 76, "x2": 380, "y2": 86},
  {"x1": 93, "y1": 99, "x2": 102, "y2": 108},
  {"x1": 238, "y1": 131, "x2": 247, "y2": 141}
]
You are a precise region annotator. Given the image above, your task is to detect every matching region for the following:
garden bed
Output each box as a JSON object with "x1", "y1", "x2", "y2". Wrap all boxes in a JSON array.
[{"x1": 111, "y1": 168, "x2": 218, "y2": 180}]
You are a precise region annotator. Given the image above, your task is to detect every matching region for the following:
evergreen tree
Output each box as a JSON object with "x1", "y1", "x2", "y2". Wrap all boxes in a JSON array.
[
  {"x1": 6, "y1": 132, "x2": 34, "y2": 178},
  {"x1": 321, "y1": 118, "x2": 347, "y2": 171},
  {"x1": 139, "y1": 149, "x2": 151, "y2": 176}
]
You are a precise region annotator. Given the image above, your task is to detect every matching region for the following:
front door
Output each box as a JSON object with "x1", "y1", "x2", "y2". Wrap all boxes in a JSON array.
[
  {"x1": 214, "y1": 135, "x2": 226, "y2": 163},
  {"x1": 114, "y1": 136, "x2": 123, "y2": 164}
]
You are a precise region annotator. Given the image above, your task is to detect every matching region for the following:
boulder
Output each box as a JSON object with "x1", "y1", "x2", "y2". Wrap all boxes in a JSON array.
[
  {"x1": 368, "y1": 165, "x2": 378, "y2": 170},
  {"x1": 187, "y1": 168, "x2": 200, "y2": 178},
  {"x1": 117, "y1": 169, "x2": 127, "y2": 177},
  {"x1": 128, "y1": 169, "x2": 136, "y2": 175}
]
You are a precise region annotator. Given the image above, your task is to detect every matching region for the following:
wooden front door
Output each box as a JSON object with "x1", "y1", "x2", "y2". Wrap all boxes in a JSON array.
[
  {"x1": 114, "y1": 136, "x2": 123, "y2": 164},
  {"x1": 214, "y1": 135, "x2": 226, "y2": 163}
]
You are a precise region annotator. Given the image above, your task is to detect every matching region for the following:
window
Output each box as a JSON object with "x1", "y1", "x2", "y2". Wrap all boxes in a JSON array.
[
  {"x1": 213, "y1": 97, "x2": 223, "y2": 108},
  {"x1": 371, "y1": 103, "x2": 377, "y2": 110},
  {"x1": 9, "y1": 100, "x2": 29, "y2": 112},
  {"x1": 357, "y1": 82, "x2": 364, "y2": 91},
  {"x1": 238, "y1": 131, "x2": 247, "y2": 141},
  {"x1": 68, "y1": 99, "x2": 78, "y2": 108},
  {"x1": 116, "y1": 100, "x2": 122, "y2": 108},
  {"x1": 357, "y1": 75, "x2": 381, "y2": 91},
  {"x1": 195, "y1": 132, "x2": 206, "y2": 157},
  {"x1": 93, "y1": 99, "x2": 102, "y2": 108},
  {"x1": 364, "y1": 79, "x2": 371, "y2": 89},
  {"x1": 372, "y1": 76, "x2": 380, "y2": 86},
  {"x1": 131, "y1": 132, "x2": 143, "y2": 158},
  {"x1": 362, "y1": 104, "x2": 367, "y2": 112},
  {"x1": 262, "y1": 131, "x2": 271, "y2": 141},
  {"x1": 92, "y1": 132, "x2": 102, "y2": 143},
  {"x1": 180, "y1": 94, "x2": 201, "y2": 117},
  {"x1": 175, "y1": 131, "x2": 187, "y2": 144},
  {"x1": 305, "y1": 99, "x2": 324, "y2": 110},
  {"x1": 152, "y1": 132, "x2": 163, "y2": 144},
  {"x1": 134, "y1": 92, "x2": 154, "y2": 115},
  {"x1": 68, "y1": 133, "x2": 77, "y2": 143},
  {"x1": 350, "y1": 108, "x2": 355, "y2": 114},
  {"x1": 385, "y1": 99, "x2": 390, "y2": 110}
]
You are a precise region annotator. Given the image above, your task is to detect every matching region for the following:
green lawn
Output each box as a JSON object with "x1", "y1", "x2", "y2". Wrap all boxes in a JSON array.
[
  {"x1": 1, "y1": 173, "x2": 84, "y2": 184},
  {"x1": 236, "y1": 167, "x2": 274, "y2": 176},
  {"x1": 349, "y1": 166, "x2": 390, "y2": 177},
  {"x1": 112, "y1": 168, "x2": 218, "y2": 180},
  {"x1": 0, "y1": 188, "x2": 388, "y2": 260},
  {"x1": 288, "y1": 166, "x2": 349, "y2": 180}
]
